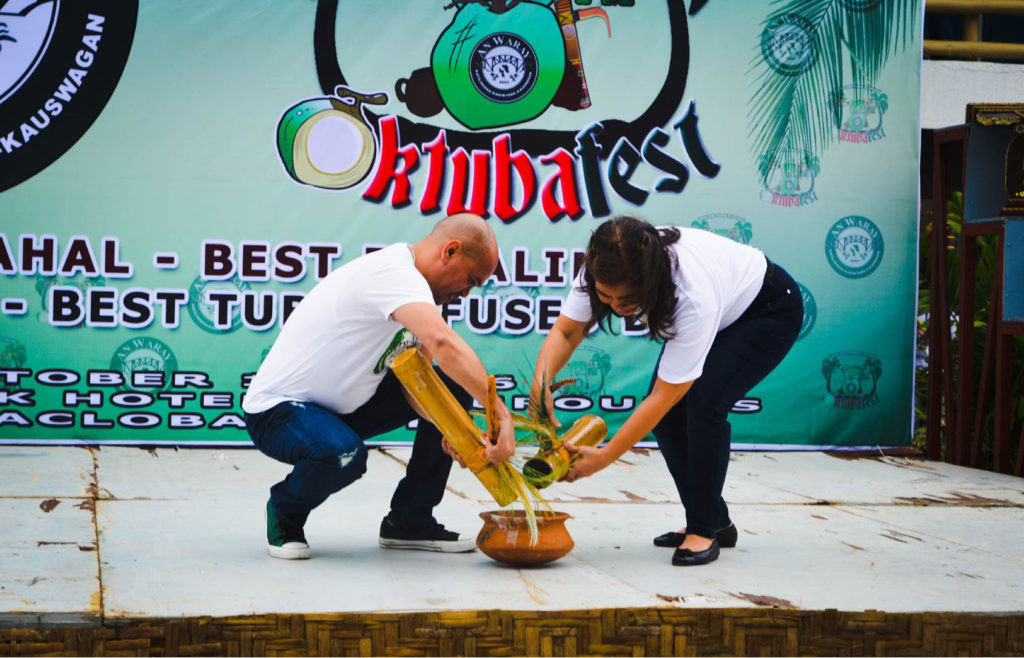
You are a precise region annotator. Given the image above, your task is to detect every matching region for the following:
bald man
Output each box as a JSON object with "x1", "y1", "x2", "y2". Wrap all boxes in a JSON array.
[{"x1": 243, "y1": 213, "x2": 515, "y2": 559}]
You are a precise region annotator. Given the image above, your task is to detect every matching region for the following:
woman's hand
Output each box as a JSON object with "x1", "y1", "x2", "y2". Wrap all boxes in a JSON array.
[
  {"x1": 559, "y1": 377, "x2": 694, "y2": 482},
  {"x1": 528, "y1": 378, "x2": 560, "y2": 429},
  {"x1": 529, "y1": 314, "x2": 588, "y2": 429},
  {"x1": 561, "y1": 443, "x2": 612, "y2": 482}
]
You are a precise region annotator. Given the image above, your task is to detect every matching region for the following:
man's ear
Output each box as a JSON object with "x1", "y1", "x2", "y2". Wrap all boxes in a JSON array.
[{"x1": 442, "y1": 240, "x2": 462, "y2": 263}]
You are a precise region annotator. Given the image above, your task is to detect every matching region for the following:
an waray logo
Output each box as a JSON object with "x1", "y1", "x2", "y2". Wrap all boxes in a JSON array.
[
  {"x1": 276, "y1": 0, "x2": 721, "y2": 222},
  {"x1": 110, "y1": 337, "x2": 177, "y2": 393},
  {"x1": 0, "y1": 1, "x2": 137, "y2": 192}
]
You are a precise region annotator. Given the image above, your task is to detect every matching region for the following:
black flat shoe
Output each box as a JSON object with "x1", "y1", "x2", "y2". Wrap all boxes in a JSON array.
[
  {"x1": 672, "y1": 539, "x2": 720, "y2": 566},
  {"x1": 653, "y1": 531, "x2": 685, "y2": 547},
  {"x1": 717, "y1": 524, "x2": 738, "y2": 548},
  {"x1": 654, "y1": 524, "x2": 738, "y2": 548}
]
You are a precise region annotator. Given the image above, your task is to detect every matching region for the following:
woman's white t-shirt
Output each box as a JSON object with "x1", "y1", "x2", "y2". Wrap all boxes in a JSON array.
[
  {"x1": 560, "y1": 227, "x2": 767, "y2": 384},
  {"x1": 242, "y1": 243, "x2": 433, "y2": 415}
]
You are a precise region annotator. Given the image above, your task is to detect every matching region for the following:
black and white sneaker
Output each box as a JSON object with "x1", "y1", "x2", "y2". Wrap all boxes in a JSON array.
[{"x1": 378, "y1": 517, "x2": 476, "y2": 553}]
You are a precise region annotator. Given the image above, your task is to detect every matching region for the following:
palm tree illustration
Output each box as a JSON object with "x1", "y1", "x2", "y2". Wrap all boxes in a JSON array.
[
  {"x1": 749, "y1": 0, "x2": 919, "y2": 186},
  {"x1": 871, "y1": 90, "x2": 889, "y2": 114},
  {"x1": 0, "y1": 343, "x2": 26, "y2": 368},
  {"x1": 734, "y1": 219, "x2": 753, "y2": 243}
]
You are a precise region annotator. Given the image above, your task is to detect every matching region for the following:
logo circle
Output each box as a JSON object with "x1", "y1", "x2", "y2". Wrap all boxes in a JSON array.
[
  {"x1": 760, "y1": 14, "x2": 818, "y2": 76},
  {"x1": 470, "y1": 33, "x2": 537, "y2": 104},
  {"x1": 110, "y1": 337, "x2": 178, "y2": 392},
  {"x1": 562, "y1": 345, "x2": 612, "y2": 396},
  {"x1": 0, "y1": 2, "x2": 138, "y2": 192},
  {"x1": 822, "y1": 350, "x2": 883, "y2": 409},
  {"x1": 188, "y1": 275, "x2": 252, "y2": 333},
  {"x1": 0, "y1": 0, "x2": 59, "y2": 105},
  {"x1": 825, "y1": 215, "x2": 884, "y2": 278},
  {"x1": 759, "y1": 148, "x2": 819, "y2": 199},
  {"x1": 796, "y1": 282, "x2": 816, "y2": 340}
]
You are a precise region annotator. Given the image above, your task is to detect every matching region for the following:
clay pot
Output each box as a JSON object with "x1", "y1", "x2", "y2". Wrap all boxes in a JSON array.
[{"x1": 476, "y1": 510, "x2": 574, "y2": 566}]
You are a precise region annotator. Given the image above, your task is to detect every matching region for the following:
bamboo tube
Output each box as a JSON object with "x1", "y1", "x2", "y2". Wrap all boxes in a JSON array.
[
  {"x1": 923, "y1": 39, "x2": 1024, "y2": 60},
  {"x1": 390, "y1": 348, "x2": 517, "y2": 506},
  {"x1": 522, "y1": 414, "x2": 607, "y2": 488},
  {"x1": 485, "y1": 375, "x2": 498, "y2": 442},
  {"x1": 926, "y1": 0, "x2": 1024, "y2": 14}
]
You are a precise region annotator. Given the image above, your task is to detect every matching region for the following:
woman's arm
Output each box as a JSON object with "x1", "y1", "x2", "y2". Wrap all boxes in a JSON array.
[
  {"x1": 563, "y1": 375, "x2": 693, "y2": 481},
  {"x1": 529, "y1": 314, "x2": 589, "y2": 428}
]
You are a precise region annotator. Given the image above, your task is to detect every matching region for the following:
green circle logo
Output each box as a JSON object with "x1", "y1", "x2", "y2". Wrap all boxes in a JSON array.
[
  {"x1": 561, "y1": 345, "x2": 612, "y2": 396},
  {"x1": 825, "y1": 215, "x2": 884, "y2": 278},
  {"x1": 832, "y1": 84, "x2": 888, "y2": 144},
  {"x1": 188, "y1": 275, "x2": 252, "y2": 333},
  {"x1": 822, "y1": 351, "x2": 882, "y2": 409},
  {"x1": 110, "y1": 337, "x2": 178, "y2": 392},
  {"x1": 761, "y1": 14, "x2": 818, "y2": 76},
  {"x1": 758, "y1": 148, "x2": 820, "y2": 206},
  {"x1": 796, "y1": 282, "x2": 816, "y2": 340}
]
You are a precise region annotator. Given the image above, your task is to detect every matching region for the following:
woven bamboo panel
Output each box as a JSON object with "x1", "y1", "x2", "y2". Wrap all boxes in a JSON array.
[{"x1": 2, "y1": 608, "x2": 1023, "y2": 656}]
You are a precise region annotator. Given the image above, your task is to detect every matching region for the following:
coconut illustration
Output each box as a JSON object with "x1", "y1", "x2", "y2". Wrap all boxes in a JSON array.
[{"x1": 276, "y1": 86, "x2": 387, "y2": 190}]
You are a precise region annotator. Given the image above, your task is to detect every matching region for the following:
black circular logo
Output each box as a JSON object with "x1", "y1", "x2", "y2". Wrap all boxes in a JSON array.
[
  {"x1": 469, "y1": 32, "x2": 537, "y2": 104},
  {"x1": 760, "y1": 14, "x2": 818, "y2": 77},
  {"x1": 0, "y1": 1, "x2": 137, "y2": 192}
]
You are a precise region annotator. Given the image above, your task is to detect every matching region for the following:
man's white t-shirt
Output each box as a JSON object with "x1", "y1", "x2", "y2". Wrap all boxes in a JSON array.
[
  {"x1": 560, "y1": 227, "x2": 767, "y2": 384},
  {"x1": 242, "y1": 243, "x2": 432, "y2": 416}
]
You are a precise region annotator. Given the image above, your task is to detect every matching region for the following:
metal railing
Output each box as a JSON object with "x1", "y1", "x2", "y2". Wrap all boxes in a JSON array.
[{"x1": 925, "y1": 0, "x2": 1024, "y2": 60}]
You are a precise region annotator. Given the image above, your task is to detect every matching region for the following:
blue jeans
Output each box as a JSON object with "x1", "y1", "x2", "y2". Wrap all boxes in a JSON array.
[
  {"x1": 651, "y1": 260, "x2": 803, "y2": 540},
  {"x1": 244, "y1": 369, "x2": 466, "y2": 530}
]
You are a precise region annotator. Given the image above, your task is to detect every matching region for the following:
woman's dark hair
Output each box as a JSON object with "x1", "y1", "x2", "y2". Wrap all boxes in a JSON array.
[{"x1": 580, "y1": 216, "x2": 680, "y2": 341}]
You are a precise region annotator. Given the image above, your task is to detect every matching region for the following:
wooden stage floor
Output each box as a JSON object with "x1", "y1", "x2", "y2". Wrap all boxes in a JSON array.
[{"x1": 1, "y1": 445, "x2": 1022, "y2": 655}]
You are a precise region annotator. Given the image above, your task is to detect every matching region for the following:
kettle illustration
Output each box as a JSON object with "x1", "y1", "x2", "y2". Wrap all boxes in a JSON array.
[
  {"x1": 431, "y1": 0, "x2": 567, "y2": 129},
  {"x1": 395, "y1": 0, "x2": 612, "y2": 129}
]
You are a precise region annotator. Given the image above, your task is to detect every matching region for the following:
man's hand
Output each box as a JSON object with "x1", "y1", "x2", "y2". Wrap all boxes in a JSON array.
[
  {"x1": 441, "y1": 436, "x2": 467, "y2": 468},
  {"x1": 484, "y1": 404, "x2": 516, "y2": 463},
  {"x1": 561, "y1": 443, "x2": 611, "y2": 482}
]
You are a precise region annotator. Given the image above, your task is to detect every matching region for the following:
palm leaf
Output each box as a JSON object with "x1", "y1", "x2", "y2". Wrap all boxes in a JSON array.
[{"x1": 748, "y1": 0, "x2": 920, "y2": 185}]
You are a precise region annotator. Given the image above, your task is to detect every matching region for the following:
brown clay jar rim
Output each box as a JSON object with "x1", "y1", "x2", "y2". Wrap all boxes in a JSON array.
[{"x1": 479, "y1": 510, "x2": 571, "y2": 524}]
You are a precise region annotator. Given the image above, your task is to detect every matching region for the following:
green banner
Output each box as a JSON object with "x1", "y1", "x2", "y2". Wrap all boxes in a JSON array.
[{"x1": 0, "y1": 0, "x2": 922, "y2": 446}]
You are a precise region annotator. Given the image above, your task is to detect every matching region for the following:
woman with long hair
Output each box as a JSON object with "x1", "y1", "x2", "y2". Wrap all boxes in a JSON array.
[{"x1": 530, "y1": 216, "x2": 803, "y2": 566}]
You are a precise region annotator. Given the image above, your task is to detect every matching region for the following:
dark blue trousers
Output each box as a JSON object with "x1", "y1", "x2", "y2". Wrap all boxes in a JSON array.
[
  {"x1": 651, "y1": 261, "x2": 803, "y2": 540},
  {"x1": 244, "y1": 369, "x2": 467, "y2": 531}
]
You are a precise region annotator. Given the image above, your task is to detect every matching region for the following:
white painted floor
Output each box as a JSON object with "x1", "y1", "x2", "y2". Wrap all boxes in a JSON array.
[{"x1": 2, "y1": 446, "x2": 1023, "y2": 623}]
